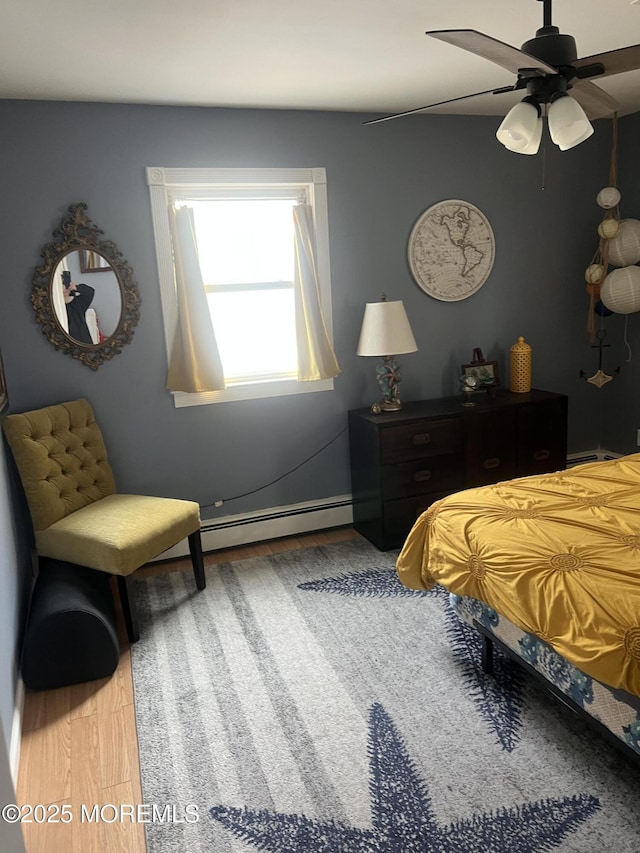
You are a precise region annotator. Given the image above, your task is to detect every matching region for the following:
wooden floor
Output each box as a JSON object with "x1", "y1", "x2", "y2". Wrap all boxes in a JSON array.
[{"x1": 16, "y1": 527, "x2": 360, "y2": 852}]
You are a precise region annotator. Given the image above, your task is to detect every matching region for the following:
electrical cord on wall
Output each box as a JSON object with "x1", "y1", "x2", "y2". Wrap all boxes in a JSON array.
[{"x1": 200, "y1": 425, "x2": 348, "y2": 511}]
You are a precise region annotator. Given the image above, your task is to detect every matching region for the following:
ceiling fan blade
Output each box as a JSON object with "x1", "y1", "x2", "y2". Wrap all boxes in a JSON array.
[
  {"x1": 426, "y1": 29, "x2": 558, "y2": 77},
  {"x1": 574, "y1": 44, "x2": 640, "y2": 79},
  {"x1": 569, "y1": 79, "x2": 620, "y2": 119},
  {"x1": 363, "y1": 85, "x2": 518, "y2": 125}
]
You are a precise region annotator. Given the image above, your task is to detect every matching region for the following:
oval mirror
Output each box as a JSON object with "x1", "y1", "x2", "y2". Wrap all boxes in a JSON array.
[
  {"x1": 32, "y1": 204, "x2": 141, "y2": 370},
  {"x1": 51, "y1": 251, "x2": 123, "y2": 345}
]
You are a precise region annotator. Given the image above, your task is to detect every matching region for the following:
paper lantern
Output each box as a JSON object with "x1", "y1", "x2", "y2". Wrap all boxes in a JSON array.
[
  {"x1": 597, "y1": 218, "x2": 620, "y2": 239},
  {"x1": 585, "y1": 264, "x2": 606, "y2": 283},
  {"x1": 607, "y1": 219, "x2": 640, "y2": 267},
  {"x1": 596, "y1": 187, "x2": 621, "y2": 209},
  {"x1": 600, "y1": 266, "x2": 640, "y2": 314}
]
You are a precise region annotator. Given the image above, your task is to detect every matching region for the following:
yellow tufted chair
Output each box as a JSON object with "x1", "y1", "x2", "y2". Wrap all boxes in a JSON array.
[{"x1": 2, "y1": 398, "x2": 205, "y2": 642}]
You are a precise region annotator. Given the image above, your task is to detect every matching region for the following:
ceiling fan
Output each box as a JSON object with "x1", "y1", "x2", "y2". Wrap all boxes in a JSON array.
[{"x1": 366, "y1": 0, "x2": 640, "y2": 154}]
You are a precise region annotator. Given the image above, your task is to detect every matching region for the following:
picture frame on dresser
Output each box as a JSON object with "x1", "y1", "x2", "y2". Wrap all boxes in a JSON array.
[{"x1": 461, "y1": 347, "x2": 499, "y2": 391}]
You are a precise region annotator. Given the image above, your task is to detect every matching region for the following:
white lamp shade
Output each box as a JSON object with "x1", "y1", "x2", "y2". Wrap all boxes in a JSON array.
[
  {"x1": 496, "y1": 101, "x2": 541, "y2": 153},
  {"x1": 548, "y1": 96, "x2": 593, "y2": 149},
  {"x1": 607, "y1": 219, "x2": 640, "y2": 267},
  {"x1": 600, "y1": 266, "x2": 640, "y2": 314},
  {"x1": 357, "y1": 300, "x2": 418, "y2": 356}
]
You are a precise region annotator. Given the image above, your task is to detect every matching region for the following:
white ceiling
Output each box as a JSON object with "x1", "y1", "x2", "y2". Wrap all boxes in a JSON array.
[{"x1": 3, "y1": 0, "x2": 640, "y2": 119}]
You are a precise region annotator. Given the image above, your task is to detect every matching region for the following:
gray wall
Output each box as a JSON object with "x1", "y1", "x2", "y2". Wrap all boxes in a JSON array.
[{"x1": 0, "y1": 99, "x2": 630, "y2": 742}]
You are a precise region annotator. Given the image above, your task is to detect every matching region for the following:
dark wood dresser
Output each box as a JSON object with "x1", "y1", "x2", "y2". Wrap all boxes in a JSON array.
[{"x1": 348, "y1": 389, "x2": 568, "y2": 550}]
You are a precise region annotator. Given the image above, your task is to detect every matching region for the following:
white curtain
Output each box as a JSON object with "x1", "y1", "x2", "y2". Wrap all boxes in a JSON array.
[
  {"x1": 85, "y1": 308, "x2": 100, "y2": 344},
  {"x1": 52, "y1": 255, "x2": 70, "y2": 334},
  {"x1": 166, "y1": 205, "x2": 226, "y2": 393},
  {"x1": 292, "y1": 204, "x2": 341, "y2": 381}
]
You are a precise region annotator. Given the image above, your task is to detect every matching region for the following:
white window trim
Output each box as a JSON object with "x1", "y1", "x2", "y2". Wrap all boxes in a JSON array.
[{"x1": 146, "y1": 166, "x2": 335, "y2": 407}]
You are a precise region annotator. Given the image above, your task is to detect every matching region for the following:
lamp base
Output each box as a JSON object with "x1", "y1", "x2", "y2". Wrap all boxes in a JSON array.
[{"x1": 373, "y1": 356, "x2": 403, "y2": 413}]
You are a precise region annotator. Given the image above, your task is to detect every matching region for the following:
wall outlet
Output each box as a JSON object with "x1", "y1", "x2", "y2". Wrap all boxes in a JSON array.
[{"x1": 637, "y1": 429, "x2": 640, "y2": 446}]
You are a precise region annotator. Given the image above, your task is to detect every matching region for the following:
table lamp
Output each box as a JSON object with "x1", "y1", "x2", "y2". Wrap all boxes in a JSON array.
[{"x1": 357, "y1": 295, "x2": 418, "y2": 412}]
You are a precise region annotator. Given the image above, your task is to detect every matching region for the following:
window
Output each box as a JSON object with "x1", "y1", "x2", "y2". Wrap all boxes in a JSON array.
[
  {"x1": 194, "y1": 198, "x2": 297, "y2": 383},
  {"x1": 146, "y1": 167, "x2": 335, "y2": 407}
]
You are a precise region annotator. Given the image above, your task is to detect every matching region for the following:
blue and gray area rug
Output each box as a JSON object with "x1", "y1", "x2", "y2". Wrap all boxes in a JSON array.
[{"x1": 131, "y1": 537, "x2": 640, "y2": 852}]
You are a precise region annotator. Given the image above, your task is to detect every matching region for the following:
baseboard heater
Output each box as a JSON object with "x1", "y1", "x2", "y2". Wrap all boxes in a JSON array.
[
  {"x1": 566, "y1": 449, "x2": 621, "y2": 468},
  {"x1": 155, "y1": 495, "x2": 354, "y2": 560}
]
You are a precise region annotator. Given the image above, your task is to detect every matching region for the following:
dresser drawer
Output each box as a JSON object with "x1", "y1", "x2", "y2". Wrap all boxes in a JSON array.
[
  {"x1": 382, "y1": 455, "x2": 464, "y2": 500},
  {"x1": 380, "y1": 418, "x2": 462, "y2": 464},
  {"x1": 517, "y1": 398, "x2": 568, "y2": 476},
  {"x1": 383, "y1": 492, "x2": 453, "y2": 548},
  {"x1": 465, "y1": 409, "x2": 517, "y2": 486},
  {"x1": 349, "y1": 390, "x2": 568, "y2": 551}
]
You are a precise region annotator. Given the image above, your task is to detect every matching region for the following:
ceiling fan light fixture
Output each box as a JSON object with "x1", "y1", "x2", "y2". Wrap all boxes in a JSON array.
[
  {"x1": 496, "y1": 97, "x2": 542, "y2": 153},
  {"x1": 547, "y1": 93, "x2": 594, "y2": 149},
  {"x1": 558, "y1": 124, "x2": 595, "y2": 151},
  {"x1": 519, "y1": 116, "x2": 543, "y2": 155}
]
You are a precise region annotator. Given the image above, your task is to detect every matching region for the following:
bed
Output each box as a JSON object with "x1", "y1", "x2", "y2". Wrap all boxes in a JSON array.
[{"x1": 396, "y1": 453, "x2": 640, "y2": 764}]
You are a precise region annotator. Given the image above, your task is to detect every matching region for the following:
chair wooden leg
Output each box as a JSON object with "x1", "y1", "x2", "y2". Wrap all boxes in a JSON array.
[
  {"x1": 188, "y1": 531, "x2": 206, "y2": 591},
  {"x1": 117, "y1": 574, "x2": 140, "y2": 644}
]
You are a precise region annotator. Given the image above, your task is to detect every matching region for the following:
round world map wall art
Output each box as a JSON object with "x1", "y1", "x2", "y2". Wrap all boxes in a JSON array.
[{"x1": 408, "y1": 200, "x2": 495, "y2": 302}]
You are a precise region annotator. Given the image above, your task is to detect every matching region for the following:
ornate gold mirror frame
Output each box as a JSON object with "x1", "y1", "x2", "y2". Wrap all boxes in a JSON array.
[{"x1": 32, "y1": 203, "x2": 141, "y2": 370}]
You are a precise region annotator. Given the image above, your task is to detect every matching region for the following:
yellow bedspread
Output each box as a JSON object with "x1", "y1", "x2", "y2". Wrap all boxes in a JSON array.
[{"x1": 396, "y1": 454, "x2": 640, "y2": 697}]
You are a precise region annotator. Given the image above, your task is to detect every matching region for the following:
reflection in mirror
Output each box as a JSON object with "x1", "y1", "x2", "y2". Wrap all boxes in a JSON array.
[
  {"x1": 31, "y1": 204, "x2": 141, "y2": 370},
  {"x1": 52, "y1": 251, "x2": 123, "y2": 344},
  {"x1": 80, "y1": 250, "x2": 112, "y2": 274}
]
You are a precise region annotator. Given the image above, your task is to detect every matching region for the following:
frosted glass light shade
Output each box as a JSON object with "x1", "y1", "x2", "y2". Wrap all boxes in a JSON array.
[
  {"x1": 548, "y1": 96, "x2": 593, "y2": 149},
  {"x1": 607, "y1": 219, "x2": 640, "y2": 267},
  {"x1": 496, "y1": 101, "x2": 541, "y2": 153},
  {"x1": 357, "y1": 300, "x2": 418, "y2": 356},
  {"x1": 519, "y1": 117, "x2": 543, "y2": 155},
  {"x1": 600, "y1": 266, "x2": 640, "y2": 314}
]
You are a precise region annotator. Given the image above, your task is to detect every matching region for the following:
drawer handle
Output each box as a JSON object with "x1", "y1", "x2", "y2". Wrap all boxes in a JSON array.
[
  {"x1": 483, "y1": 457, "x2": 500, "y2": 470},
  {"x1": 412, "y1": 433, "x2": 431, "y2": 446},
  {"x1": 414, "y1": 470, "x2": 432, "y2": 483},
  {"x1": 533, "y1": 449, "x2": 550, "y2": 461}
]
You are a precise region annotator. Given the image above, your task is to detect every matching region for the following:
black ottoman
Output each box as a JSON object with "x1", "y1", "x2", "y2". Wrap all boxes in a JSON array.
[{"x1": 22, "y1": 559, "x2": 120, "y2": 690}]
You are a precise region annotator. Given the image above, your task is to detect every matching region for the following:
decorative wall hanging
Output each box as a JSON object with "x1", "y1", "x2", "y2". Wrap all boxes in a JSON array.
[
  {"x1": 408, "y1": 200, "x2": 495, "y2": 302},
  {"x1": 31, "y1": 204, "x2": 141, "y2": 370},
  {"x1": 584, "y1": 115, "x2": 640, "y2": 338},
  {"x1": 580, "y1": 329, "x2": 620, "y2": 388},
  {"x1": 584, "y1": 116, "x2": 620, "y2": 339}
]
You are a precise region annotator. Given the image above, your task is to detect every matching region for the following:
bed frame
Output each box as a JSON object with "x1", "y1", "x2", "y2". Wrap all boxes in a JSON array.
[{"x1": 475, "y1": 619, "x2": 640, "y2": 770}]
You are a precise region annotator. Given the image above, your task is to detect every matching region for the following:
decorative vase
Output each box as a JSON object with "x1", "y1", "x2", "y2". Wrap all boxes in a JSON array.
[{"x1": 510, "y1": 336, "x2": 532, "y2": 393}]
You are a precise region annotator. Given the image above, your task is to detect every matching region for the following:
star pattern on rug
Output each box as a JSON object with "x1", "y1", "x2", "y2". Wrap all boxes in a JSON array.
[
  {"x1": 210, "y1": 703, "x2": 599, "y2": 852},
  {"x1": 298, "y1": 567, "x2": 523, "y2": 751},
  {"x1": 443, "y1": 605, "x2": 525, "y2": 752},
  {"x1": 297, "y1": 566, "x2": 439, "y2": 598}
]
